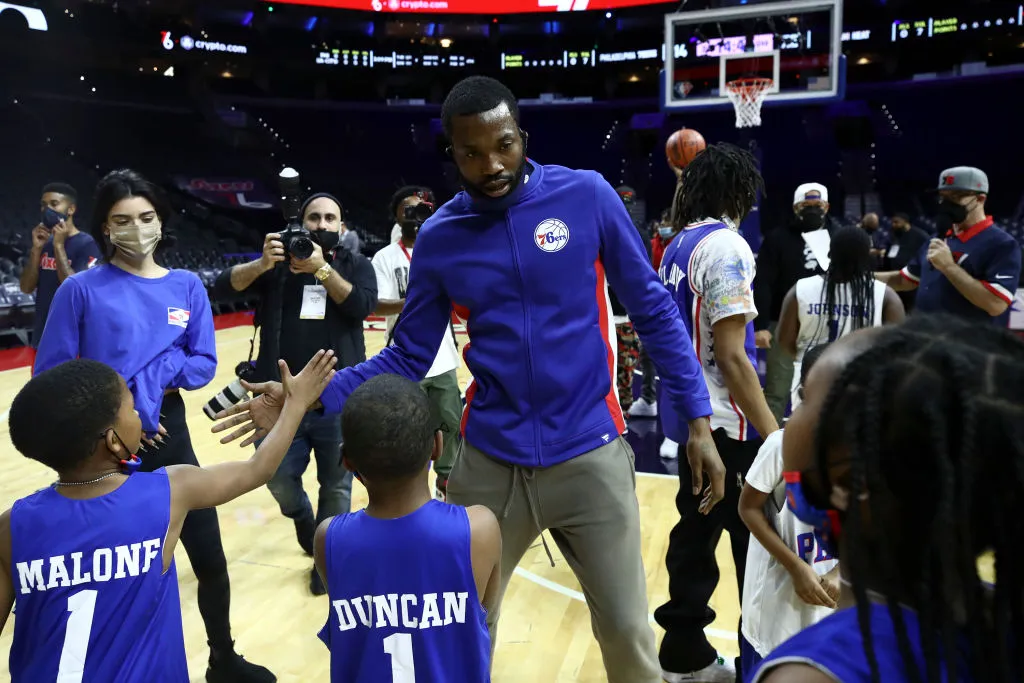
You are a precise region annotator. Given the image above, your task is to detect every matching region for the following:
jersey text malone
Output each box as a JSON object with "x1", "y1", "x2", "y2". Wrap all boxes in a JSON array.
[
  {"x1": 331, "y1": 591, "x2": 470, "y2": 631},
  {"x1": 16, "y1": 539, "x2": 162, "y2": 594}
]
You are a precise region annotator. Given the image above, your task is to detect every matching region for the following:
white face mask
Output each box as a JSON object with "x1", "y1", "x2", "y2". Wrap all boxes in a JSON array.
[{"x1": 108, "y1": 222, "x2": 162, "y2": 260}]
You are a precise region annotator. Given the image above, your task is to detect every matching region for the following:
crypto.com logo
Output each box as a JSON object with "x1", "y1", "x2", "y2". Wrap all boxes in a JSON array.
[
  {"x1": 0, "y1": 2, "x2": 49, "y2": 31},
  {"x1": 537, "y1": 0, "x2": 591, "y2": 8}
]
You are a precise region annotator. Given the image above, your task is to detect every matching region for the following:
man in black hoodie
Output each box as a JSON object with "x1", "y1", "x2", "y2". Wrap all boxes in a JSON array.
[{"x1": 752, "y1": 182, "x2": 832, "y2": 424}]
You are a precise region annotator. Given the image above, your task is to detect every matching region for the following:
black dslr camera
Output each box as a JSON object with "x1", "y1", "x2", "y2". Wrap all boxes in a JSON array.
[
  {"x1": 401, "y1": 197, "x2": 434, "y2": 229},
  {"x1": 276, "y1": 167, "x2": 315, "y2": 261}
]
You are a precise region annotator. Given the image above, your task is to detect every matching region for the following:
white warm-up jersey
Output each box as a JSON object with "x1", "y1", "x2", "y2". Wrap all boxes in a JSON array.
[
  {"x1": 660, "y1": 219, "x2": 759, "y2": 441},
  {"x1": 790, "y1": 275, "x2": 886, "y2": 409},
  {"x1": 372, "y1": 241, "x2": 460, "y2": 379},
  {"x1": 740, "y1": 430, "x2": 839, "y2": 656}
]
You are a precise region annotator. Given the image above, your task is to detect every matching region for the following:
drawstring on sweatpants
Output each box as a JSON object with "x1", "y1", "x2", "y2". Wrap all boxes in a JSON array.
[{"x1": 500, "y1": 465, "x2": 555, "y2": 568}]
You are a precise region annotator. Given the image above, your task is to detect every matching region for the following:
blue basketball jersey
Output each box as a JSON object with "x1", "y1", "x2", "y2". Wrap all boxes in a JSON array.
[
  {"x1": 9, "y1": 470, "x2": 188, "y2": 683},
  {"x1": 317, "y1": 499, "x2": 491, "y2": 683},
  {"x1": 748, "y1": 603, "x2": 973, "y2": 683}
]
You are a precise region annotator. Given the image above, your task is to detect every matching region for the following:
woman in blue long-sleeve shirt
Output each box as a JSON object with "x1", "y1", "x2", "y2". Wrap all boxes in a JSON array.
[{"x1": 35, "y1": 169, "x2": 276, "y2": 683}]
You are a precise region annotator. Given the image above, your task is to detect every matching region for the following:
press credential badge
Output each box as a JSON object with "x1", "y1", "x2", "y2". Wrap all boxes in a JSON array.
[{"x1": 300, "y1": 285, "x2": 327, "y2": 320}]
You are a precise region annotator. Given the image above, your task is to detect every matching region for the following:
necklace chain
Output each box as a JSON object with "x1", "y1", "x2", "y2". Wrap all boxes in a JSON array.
[{"x1": 53, "y1": 471, "x2": 123, "y2": 487}]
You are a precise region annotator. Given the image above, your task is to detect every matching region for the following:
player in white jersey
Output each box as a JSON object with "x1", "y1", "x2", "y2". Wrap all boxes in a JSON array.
[
  {"x1": 655, "y1": 144, "x2": 780, "y2": 683},
  {"x1": 777, "y1": 225, "x2": 904, "y2": 410},
  {"x1": 737, "y1": 343, "x2": 840, "y2": 675}
]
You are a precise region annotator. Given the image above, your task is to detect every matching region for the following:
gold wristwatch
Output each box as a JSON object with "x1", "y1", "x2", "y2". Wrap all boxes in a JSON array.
[{"x1": 314, "y1": 264, "x2": 332, "y2": 283}]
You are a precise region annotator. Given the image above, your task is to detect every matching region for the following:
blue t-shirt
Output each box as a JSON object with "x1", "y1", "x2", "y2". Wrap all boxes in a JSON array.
[
  {"x1": 34, "y1": 265, "x2": 217, "y2": 434},
  {"x1": 31, "y1": 232, "x2": 101, "y2": 347},
  {"x1": 318, "y1": 500, "x2": 491, "y2": 682},
  {"x1": 749, "y1": 603, "x2": 972, "y2": 683},
  {"x1": 901, "y1": 217, "x2": 1021, "y2": 326},
  {"x1": 9, "y1": 470, "x2": 188, "y2": 682}
]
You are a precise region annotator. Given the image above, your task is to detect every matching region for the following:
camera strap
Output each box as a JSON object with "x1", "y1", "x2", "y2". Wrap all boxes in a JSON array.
[{"x1": 246, "y1": 324, "x2": 258, "y2": 364}]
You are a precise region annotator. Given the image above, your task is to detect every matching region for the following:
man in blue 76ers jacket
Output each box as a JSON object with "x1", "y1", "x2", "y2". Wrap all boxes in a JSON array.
[{"x1": 213, "y1": 76, "x2": 721, "y2": 683}]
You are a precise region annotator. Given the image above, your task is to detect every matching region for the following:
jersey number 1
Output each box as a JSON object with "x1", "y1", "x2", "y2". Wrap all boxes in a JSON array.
[
  {"x1": 57, "y1": 589, "x2": 98, "y2": 683},
  {"x1": 382, "y1": 632, "x2": 416, "y2": 682}
]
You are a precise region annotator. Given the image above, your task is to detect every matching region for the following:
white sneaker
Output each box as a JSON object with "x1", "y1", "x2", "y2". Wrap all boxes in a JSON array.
[
  {"x1": 662, "y1": 654, "x2": 736, "y2": 683},
  {"x1": 660, "y1": 438, "x2": 679, "y2": 460},
  {"x1": 628, "y1": 398, "x2": 658, "y2": 418}
]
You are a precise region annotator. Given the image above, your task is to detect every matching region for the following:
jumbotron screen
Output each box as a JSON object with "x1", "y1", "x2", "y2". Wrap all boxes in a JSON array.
[{"x1": 265, "y1": 0, "x2": 673, "y2": 14}]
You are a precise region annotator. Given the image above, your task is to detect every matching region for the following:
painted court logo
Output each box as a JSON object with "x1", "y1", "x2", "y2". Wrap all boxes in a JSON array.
[{"x1": 534, "y1": 218, "x2": 569, "y2": 253}]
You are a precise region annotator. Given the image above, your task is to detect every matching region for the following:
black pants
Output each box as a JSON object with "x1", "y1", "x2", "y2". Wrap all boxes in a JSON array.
[
  {"x1": 654, "y1": 428, "x2": 760, "y2": 676},
  {"x1": 638, "y1": 343, "x2": 657, "y2": 404},
  {"x1": 141, "y1": 392, "x2": 234, "y2": 654}
]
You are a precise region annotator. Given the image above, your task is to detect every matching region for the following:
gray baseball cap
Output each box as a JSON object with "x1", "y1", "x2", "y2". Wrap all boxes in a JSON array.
[{"x1": 937, "y1": 166, "x2": 989, "y2": 194}]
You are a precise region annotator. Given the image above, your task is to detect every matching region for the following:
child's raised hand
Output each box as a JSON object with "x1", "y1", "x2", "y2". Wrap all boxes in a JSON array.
[{"x1": 279, "y1": 350, "x2": 337, "y2": 408}]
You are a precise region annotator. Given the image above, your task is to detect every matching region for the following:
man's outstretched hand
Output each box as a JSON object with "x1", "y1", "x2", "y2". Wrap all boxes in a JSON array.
[{"x1": 211, "y1": 380, "x2": 285, "y2": 447}]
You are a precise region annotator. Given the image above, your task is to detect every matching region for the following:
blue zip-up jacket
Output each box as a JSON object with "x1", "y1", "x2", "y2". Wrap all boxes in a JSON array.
[
  {"x1": 34, "y1": 265, "x2": 217, "y2": 435},
  {"x1": 321, "y1": 161, "x2": 711, "y2": 467}
]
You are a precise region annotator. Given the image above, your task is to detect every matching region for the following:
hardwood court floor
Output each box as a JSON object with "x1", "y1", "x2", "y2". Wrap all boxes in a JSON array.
[{"x1": 0, "y1": 325, "x2": 741, "y2": 682}]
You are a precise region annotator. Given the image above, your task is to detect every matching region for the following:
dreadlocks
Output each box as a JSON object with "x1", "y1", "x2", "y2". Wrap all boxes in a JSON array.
[
  {"x1": 808, "y1": 225, "x2": 877, "y2": 346},
  {"x1": 815, "y1": 313, "x2": 1024, "y2": 683},
  {"x1": 672, "y1": 143, "x2": 764, "y2": 229}
]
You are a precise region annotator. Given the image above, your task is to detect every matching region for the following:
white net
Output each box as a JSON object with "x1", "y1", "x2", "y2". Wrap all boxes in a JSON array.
[{"x1": 725, "y1": 78, "x2": 774, "y2": 128}]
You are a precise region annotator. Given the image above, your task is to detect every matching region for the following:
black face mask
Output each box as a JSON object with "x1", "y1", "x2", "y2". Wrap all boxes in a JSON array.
[
  {"x1": 936, "y1": 199, "x2": 970, "y2": 231},
  {"x1": 798, "y1": 206, "x2": 826, "y2": 231},
  {"x1": 313, "y1": 229, "x2": 340, "y2": 252},
  {"x1": 399, "y1": 222, "x2": 419, "y2": 243}
]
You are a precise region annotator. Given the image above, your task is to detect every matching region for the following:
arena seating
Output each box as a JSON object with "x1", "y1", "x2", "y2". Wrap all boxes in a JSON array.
[{"x1": 1, "y1": 71, "x2": 1023, "y2": 347}]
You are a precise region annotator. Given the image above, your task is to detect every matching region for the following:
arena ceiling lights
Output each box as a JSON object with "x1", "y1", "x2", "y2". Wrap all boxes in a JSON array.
[{"x1": 264, "y1": 0, "x2": 672, "y2": 14}]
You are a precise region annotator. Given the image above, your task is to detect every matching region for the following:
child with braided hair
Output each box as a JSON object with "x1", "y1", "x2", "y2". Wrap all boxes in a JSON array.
[{"x1": 751, "y1": 314, "x2": 1024, "y2": 683}]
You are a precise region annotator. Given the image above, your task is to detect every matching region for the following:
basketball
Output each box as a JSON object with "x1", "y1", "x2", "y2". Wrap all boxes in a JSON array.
[{"x1": 666, "y1": 128, "x2": 706, "y2": 169}]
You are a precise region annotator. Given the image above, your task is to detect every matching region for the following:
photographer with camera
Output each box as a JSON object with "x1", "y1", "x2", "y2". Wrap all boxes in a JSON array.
[
  {"x1": 373, "y1": 186, "x2": 463, "y2": 500},
  {"x1": 212, "y1": 170, "x2": 377, "y2": 595}
]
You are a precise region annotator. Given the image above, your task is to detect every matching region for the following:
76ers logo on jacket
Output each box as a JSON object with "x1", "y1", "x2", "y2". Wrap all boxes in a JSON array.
[{"x1": 534, "y1": 219, "x2": 570, "y2": 253}]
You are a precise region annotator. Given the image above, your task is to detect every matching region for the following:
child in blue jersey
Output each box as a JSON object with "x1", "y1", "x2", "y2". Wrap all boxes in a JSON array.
[
  {"x1": 0, "y1": 351, "x2": 336, "y2": 682},
  {"x1": 312, "y1": 374, "x2": 500, "y2": 682},
  {"x1": 751, "y1": 314, "x2": 1024, "y2": 683}
]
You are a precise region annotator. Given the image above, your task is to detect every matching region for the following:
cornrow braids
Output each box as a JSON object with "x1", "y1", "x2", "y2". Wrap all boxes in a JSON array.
[
  {"x1": 814, "y1": 314, "x2": 1024, "y2": 683},
  {"x1": 671, "y1": 143, "x2": 764, "y2": 229}
]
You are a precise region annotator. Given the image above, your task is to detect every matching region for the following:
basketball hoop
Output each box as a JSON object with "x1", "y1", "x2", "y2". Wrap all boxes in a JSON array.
[{"x1": 725, "y1": 78, "x2": 773, "y2": 129}]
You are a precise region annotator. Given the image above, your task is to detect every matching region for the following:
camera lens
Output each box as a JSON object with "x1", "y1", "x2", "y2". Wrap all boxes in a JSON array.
[
  {"x1": 289, "y1": 235, "x2": 315, "y2": 260},
  {"x1": 413, "y1": 203, "x2": 432, "y2": 221}
]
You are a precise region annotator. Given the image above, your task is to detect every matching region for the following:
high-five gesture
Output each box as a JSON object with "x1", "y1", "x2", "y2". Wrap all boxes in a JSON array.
[
  {"x1": 211, "y1": 351, "x2": 334, "y2": 447},
  {"x1": 170, "y1": 350, "x2": 337, "y2": 545},
  {"x1": 282, "y1": 350, "x2": 337, "y2": 407}
]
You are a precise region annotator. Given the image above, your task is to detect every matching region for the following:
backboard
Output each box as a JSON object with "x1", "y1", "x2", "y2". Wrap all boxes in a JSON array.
[{"x1": 662, "y1": 0, "x2": 845, "y2": 112}]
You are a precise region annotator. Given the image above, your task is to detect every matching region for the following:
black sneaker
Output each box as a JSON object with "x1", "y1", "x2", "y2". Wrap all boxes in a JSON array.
[
  {"x1": 310, "y1": 566, "x2": 326, "y2": 596},
  {"x1": 294, "y1": 515, "x2": 316, "y2": 557},
  {"x1": 206, "y1": 649, "x2": 276, "y2": 683}
]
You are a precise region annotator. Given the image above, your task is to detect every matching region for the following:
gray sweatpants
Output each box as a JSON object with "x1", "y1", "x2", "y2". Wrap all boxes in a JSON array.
[{"x1": 446, "y1": 437, "x2": 661, "y2": 683}]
